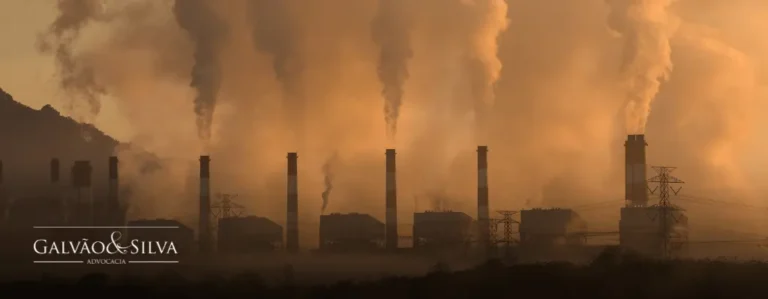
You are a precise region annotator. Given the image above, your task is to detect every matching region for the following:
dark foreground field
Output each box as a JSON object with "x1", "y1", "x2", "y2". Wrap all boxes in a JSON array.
[{"x1": 2, "y1": 249, "x2": 768, "y2": 298}]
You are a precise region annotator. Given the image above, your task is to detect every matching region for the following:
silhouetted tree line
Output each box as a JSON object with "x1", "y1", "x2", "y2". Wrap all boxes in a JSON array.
[{"x1": 2, "y1": 248, "x2": 768, "y2": 298}]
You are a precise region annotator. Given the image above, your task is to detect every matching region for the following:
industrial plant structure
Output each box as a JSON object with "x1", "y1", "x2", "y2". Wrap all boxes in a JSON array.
[
  {"x1": 218, "y1": 216, "x2": 283, "y2": 253},
  {"x1": 619, "y1": 206, "x2": 689, "y2": 257},
  {"x1": 519, "y1": 208, "x2": 587, "y2": 247},
  {"x1": 0, "y1": 133, "x2": 705, "y2": 262},
  {"x1": 0, "y1": 157, "x2": 126, "y2": 260},
  {"x1": 619, "y1": 134, "x2": 689, "y2": 258},
  {"x1": 413, "y1": 211, "x2": 475, "y2": 252},
  {"x1": 319, "y1": 213, "x2": 385, "y2": 252}
]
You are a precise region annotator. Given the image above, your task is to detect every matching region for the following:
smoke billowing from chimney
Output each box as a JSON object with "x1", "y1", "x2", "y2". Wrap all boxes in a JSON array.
[
  {"x1": 607, "y1": 0, "x2": 676, "y2": 134},
  {"x1": 173, "y1": 0, "x2": 225, "y2": 143},
  {"x1": 464, "y1": 0, "x2": 509, "y2": 141},
  {"x1": 372, "y1": 0, "x2": 413, "y2": 141},
  {"x1": 249, "y1": 0, "x2": 305, "y2": 143},
  {"x1": 321, "y1": 152, "x2": 339, "y2": 213},
  {"x1": 38, "y1": 0, "x2": 106, "y2": 121}
]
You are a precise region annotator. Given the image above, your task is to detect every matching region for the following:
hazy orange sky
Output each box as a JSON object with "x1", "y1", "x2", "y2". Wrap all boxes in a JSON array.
[
  {"x1": 0, "y1": 1, "x2": 132, "y2": 140},
  {"x1": 3, "y1": 0, "x2": 768, "y2": 242}
]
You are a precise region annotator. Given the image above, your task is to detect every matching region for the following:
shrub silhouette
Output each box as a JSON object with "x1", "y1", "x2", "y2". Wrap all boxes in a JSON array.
[{"x1": 4, "y1": 252, "x2": 768, "y2": 298}]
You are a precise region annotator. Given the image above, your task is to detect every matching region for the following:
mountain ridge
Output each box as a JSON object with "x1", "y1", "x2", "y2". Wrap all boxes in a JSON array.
[{"x1": 0, "y1": 87, "x2": 125, "y2": 195}]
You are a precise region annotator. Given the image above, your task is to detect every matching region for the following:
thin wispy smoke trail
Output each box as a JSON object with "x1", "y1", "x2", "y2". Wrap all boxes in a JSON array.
[
  {"x1": 38, "y1": 0, "x2": 107, "y2": 121},
  {"x1": 173, "y1": 0, "x2": 226, "y2": 143},
  {"x1": 321, "y1": 152, "x2": 340, "y2": 213},
  {"x1": 372, "y1": 0, "x2": 413, "y2": 141},
  {"x1": 607, "y1": 0, "x2": 677, "y2": 134}
]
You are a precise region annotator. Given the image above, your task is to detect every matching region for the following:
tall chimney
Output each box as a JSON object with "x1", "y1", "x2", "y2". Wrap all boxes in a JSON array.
[
  {"x1": 71, "y1": 161, "x2": 93, "y2": 225},
  {"x1": 286, "y1": 152, "x2": 299, "y2": 253},
  {"x1": 477, "y1": 146, "x2": 490, "y2": 252},
  {"x1": 199, "y1": 156, "x2": 212, "y2": 255},
  {"x1": 625, "y1": 135, "x2": 649, "y2": 207},
  {"x1": 385, "y1": 149, "x2": 398, "y2": 250},
  {"x1": 108, "y1": 156, "x2": 119, "y2": 225}
]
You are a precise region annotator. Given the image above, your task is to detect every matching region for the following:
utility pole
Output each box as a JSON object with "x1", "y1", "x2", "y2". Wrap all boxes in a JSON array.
[{"x1": 647, "y1": 166, "x2": 684, "y2": 259}]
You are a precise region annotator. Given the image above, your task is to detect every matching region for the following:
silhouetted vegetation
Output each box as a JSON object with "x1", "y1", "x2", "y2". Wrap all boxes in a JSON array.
[{"x1": 2, "y1": 249, "x2": 768, "y2": 298}]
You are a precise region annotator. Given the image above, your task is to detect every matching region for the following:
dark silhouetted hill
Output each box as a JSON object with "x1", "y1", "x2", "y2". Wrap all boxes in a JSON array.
[{"x1": 0, "y1": 88, "x2": 143, "y2": 195}]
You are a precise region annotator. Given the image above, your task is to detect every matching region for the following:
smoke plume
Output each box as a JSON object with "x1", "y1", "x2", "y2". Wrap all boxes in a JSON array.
[
  {"x1": 38, "y1": 0, "x2": 107, "y2": 121},
  {"x1": 606, "y1": 0, "x2": 678, "y2": 134},
  {"x1": 321, "y1": 152, "x2": 340, "y2": 213},
  {"x1": 173, "y1": 0, "x2": 225, "y2": 143},
  {"x1": 248, "y1": 0, "x2": 305, "y2": 142},
  {"x1": 463, "y1": 0, "x2": 509, "y2": 139},
  {"x1": 372, "y1": 0, "x2": 413, "y2": 141}
]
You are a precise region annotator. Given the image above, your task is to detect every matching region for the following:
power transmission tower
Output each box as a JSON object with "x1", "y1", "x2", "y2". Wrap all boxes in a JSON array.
[
  {"x1": 496, "y1": 211, "x2": 519, "y2": 246},
  {"x1": 211, "y1": 193, "x2": 245, "y2": 222},
  {"x1": 496, "y1": 210, "x2": 519, "y2": 257},
  {"x1": 647, "y1": 166, "x2": 684, "y2": 259}
]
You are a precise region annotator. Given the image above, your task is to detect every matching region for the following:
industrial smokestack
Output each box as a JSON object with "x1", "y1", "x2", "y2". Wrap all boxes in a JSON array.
[
  {"x1": 477, "y1": 146, "x2": 490, "y2": 252},
  {"x1": 385, "y1": 149, "x2": 398, "y2": 250},
  {"x1": 199, "y1": 156, "x2": 212, "y2": 255},
  {"x1": 108, "y1": 156, "x2": 119, "y2": 225},
  {"x1": 625, "y1": 135, "x2": 649, "y2": 207},
  {"x1": 71, "y1": 161, "x2": 93, "y2": 225},
  {"x1": 286, "y1": 153, "x2": 299, "y2": 253}
]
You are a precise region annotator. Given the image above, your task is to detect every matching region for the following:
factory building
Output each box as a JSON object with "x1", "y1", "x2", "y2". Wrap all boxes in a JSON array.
[
  {"x1": 619, "y1": 206, "x2": 689, "y2": 257},
  {"x1": 218, "y1": 216, "x2": 283, "y2": 253},
  {"x1": 519, "y1": 208, "x2": 587, "y2": 247},
  {"x1": 319, "y1": 213, "x2": 385, "y2": 252},
  {"x1": 126, "y1": 219, "x2": 195, "y2": 257},
  {"x1": 518, "y1": 208, "x2": 588, "y2": 261},
  {"x1": 413, "y1": 211, "x2": 475, "y2": 252}
]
